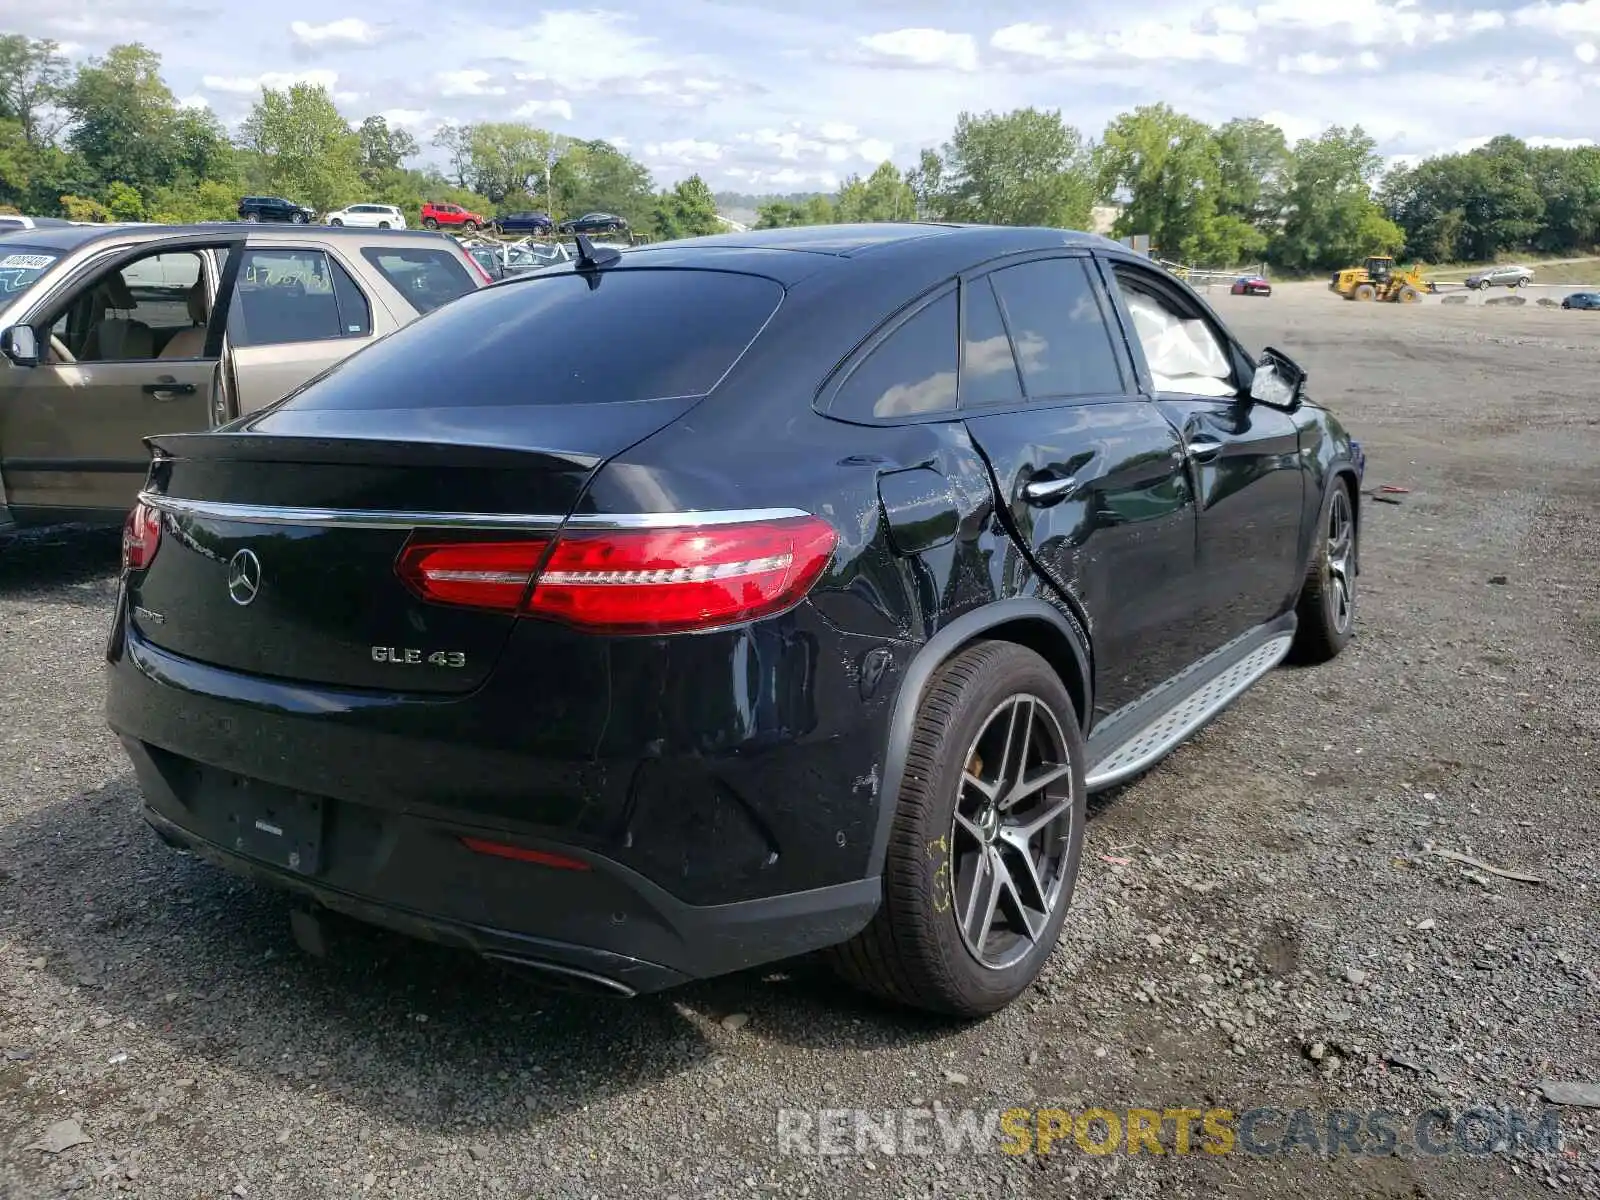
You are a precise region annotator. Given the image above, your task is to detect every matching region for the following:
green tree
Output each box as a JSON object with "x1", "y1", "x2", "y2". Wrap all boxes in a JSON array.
[
  {"x1": 1529, "y1": 146, "x2": 1600, "y2": 253},
  {"x1": 238, "y1": 83, "x2": 364, "y2": 212},
  {"x1": 464, "y1": 122, "x2": 550, "y2": 203},
  {"x1": 835, "y1": 161, "x2": 916, "y2": 222},
  {"x1": 64, "y1": 43, "x2": 181, "y2": 192},
  {"x1": 145, "y1": 177, "x2": 239, "y2": 224},
  {"x1": 650, "y1": 173, "x2": 721, "y2": 239},
  {"x1": 1098, "y1": 104, "x2": 1231, "y2": 263},
  {"x1": 0, "y1": 120, "x2": 27, "y2": 201},
  {"x1": 431, "y1": 124, "x2": 472, "y2": 189},
  {"x1": 357, "y1": 115, "x2": 419, "y2": 185},
  {"x1": 554, "y1": 139, "x2": 654, "y2": 227},
  {"x1": 104, "y1": 180, "x2": 145, "y2": 220},
  {"x1": 1275, "y1": 126, "x2": 1403, "y2": 271},
  {"x1": 756, "y1": 199, "x2": 815, "y2": 228},
  {"x1": 802, "y1": 195, "x2": 835, "y2": 225},
  {"x1": 1215, "y1": 117, "x2": 1290, "y2": 229},
  {"x1": 932, "y1": 108, "x2": 1095, "y2": 228},
  {"x1": 59, "y1": 193, "x2": 111, "y2": 222},
  {"x1": 905, "y1": 148, "x2": 945, "y2": 219},
  {"x1": 172, "y1": 106, "x2": 236, "y2": 185},
  {"x1": 0, "y1": 34, "x2": 69, "y2": 146},
  {"x1": 1382, "y1": 137, "x2": 1550, "y2": 262}
]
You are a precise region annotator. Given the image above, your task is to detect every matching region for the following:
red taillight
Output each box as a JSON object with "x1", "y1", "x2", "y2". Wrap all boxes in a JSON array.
[
  {"x1": 121, "y1": 502, "x2": 162, "y2": 571},
  {"x1": 396, "y1": 540, "x2": 549, "y2": 611},
  {"x1": 527, "y1": 516, "x2": 837, "y2": 634},
  {"x1": 460, "y1": 836, "x2": 591, "y2": 870},
  {"x1": 394, "y1": 515, "x2": 837, "y2": 633}
]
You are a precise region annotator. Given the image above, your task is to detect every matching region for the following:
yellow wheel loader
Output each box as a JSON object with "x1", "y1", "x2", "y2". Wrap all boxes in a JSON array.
[{"x1": 1330, "y1": 257, "x2": 1432, "y2": 303}]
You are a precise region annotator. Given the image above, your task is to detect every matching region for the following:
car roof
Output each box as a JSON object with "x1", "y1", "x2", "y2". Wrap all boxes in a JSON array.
[
  {"x1": 611, "y1": 222, "x2": 1132, "y2": 285},
  {"x1": 2, "y1": 222, "x2": 459, "y2": 252}
]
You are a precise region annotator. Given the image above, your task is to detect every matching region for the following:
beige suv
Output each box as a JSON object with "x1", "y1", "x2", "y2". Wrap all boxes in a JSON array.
[{"x1": 0, "y1": 223, "x2": 487, "y2": 530}]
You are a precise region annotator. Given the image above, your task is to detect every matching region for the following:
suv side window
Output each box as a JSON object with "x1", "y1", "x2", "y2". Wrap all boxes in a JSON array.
[
  {"x1": 1111, "y1": 264, "x2": 1237, "y2": 397},
  {"x1": 360, "y1": 246, "x2": 478, "y2": 315},
  {"x1": 830, "y1": 290, "x2": 958, "y2": 420},
  {"x1": 229, "y1": 248, "x2": 372, "y2": 347},
  {"x1": 985, "y1": 257, "x2": 1125, "y2": 399},
  {"x1": 49, "y1": 250, "x2": 208, "y2": 362}
]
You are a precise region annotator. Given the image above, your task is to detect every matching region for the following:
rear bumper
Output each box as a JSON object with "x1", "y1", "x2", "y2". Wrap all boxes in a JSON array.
[
  {"x1": 106, "y1": 611, "x2": 900, "y2": 989},
  {"x1": 135, "y1": 793, "x2": 879, "y2": 994}
]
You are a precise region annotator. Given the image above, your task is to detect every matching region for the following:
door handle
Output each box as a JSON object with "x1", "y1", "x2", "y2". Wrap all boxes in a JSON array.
[
  {"x1": 1021, "y1": 476, "x2": 1078, "y2": 506},
  {"x1": 143, "y1": 381, "x2": 196, "y2": 399},
  {"x1": 1185, "y1": 435, "x2": 1224, "y2": 463}
]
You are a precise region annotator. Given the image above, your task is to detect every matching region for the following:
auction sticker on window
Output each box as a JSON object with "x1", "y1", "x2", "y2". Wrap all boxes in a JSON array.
[{"x1": 0, "y1": 254, "x2": 54, "y2": 269}]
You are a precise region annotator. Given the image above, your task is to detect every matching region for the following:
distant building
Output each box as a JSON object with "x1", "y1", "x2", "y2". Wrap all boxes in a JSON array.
[{"x1": 1089, "y1": 205, "x2": 1121, "y2": 235}]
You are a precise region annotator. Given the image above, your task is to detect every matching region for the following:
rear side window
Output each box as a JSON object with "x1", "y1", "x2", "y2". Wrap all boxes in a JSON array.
[
  {"x1": 830, "y1": 291, "x2": 958, "y2": 420},
  {"x1": 229, "y1": 248, "x2": 371, "y2": 347},
  {"x1": 361, "y1": 247, "x2": 476, "y2": 314},
  {"x1": 987, "y1": 258, "x2": 1125, "y2": 399},
  {"x1": 276, "y1": 267, "x2": 784, "y2": 410},
  {"x1": 960, "y1": 278, "x2": 1022, "y2": 409}
]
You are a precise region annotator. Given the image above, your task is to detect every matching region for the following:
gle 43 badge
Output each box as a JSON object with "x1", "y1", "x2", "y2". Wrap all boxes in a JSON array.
[{"x1": 371, "y1": 646, "x2": 466, "y2": 667}]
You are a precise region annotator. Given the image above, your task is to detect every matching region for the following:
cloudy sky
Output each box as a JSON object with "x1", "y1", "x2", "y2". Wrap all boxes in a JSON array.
[{"x1": 4, "y1": 0, "x2": 1598, "y2": 192}]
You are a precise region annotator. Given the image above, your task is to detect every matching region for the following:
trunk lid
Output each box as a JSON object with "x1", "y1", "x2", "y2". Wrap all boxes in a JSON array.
[{"x1": 129, "y1": 399, "x2": 693, "y2": 694}]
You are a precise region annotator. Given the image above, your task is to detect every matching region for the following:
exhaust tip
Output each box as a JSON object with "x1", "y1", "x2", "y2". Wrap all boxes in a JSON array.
[{"x1": 482, "y1": 953, "x2": 637, "y2": 998}]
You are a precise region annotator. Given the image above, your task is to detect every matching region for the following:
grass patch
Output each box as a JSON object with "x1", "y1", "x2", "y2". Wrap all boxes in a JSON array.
[{"x1": 1423, "y1": 259, "x2": 1600, "y2": 286}]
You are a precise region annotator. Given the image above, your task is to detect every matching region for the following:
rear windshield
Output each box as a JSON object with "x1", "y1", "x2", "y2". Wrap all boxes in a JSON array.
[
  {"x1": 359, "y1": 247, "x2": 477, "y2": 314},
  {"x1": 278, "y1": 268, "x2": 784, "y2": 410},
  {"x1": 0, "y1": 245, "x2": 61, "y2": 301}
]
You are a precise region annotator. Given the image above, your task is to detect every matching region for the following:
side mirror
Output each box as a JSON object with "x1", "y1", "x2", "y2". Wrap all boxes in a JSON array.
[
  {"x1": 1249, "y1": 346, "x2": 1306, "y2": 408},
  {"x1": 1, "y1": 325, "x2": 40, "y2": 367}
]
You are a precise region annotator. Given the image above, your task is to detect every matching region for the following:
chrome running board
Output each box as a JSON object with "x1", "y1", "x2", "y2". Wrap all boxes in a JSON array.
[{"x1": 1084, "y1": 630, "x2": 1294, "y2": 792}]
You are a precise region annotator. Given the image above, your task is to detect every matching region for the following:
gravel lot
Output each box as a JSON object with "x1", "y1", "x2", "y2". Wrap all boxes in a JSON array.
[{"x1": 2, "y1": 280, "x2": 1597, "y2": 1199}]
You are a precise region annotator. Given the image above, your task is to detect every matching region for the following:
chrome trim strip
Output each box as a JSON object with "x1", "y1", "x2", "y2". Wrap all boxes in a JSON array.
[
  {"x1": 137, "y1": 492, "x2": 810, "y2": 531},
  {"x1": 567, "y1": 508, "x2": 810, "y2": 530}
]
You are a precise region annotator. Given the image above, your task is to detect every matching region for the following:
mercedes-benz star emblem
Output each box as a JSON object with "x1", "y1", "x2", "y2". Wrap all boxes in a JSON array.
[{"x1": 227, "y1": 549, "x2": 262, "y2": 607}]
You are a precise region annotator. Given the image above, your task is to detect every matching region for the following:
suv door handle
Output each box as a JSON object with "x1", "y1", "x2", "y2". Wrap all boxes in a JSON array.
[
  {"x1": 1185, "y1": 435, "x2": 1224, "y2": 463},
  {"x1": 143, "y1": 381, "x2": 196, "y2": 399},
  {"x1": 1021, "y1": 476, "x2": 1078, "y2": 506}
]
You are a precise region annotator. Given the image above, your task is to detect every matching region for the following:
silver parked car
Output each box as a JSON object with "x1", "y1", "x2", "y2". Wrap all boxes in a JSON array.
[
  {"x1": 0, "y1": 222, "x2": 489, "y2": 530},
  {"x1": 1464, "y1": 264, "x2": 1534, "y2": 290}
]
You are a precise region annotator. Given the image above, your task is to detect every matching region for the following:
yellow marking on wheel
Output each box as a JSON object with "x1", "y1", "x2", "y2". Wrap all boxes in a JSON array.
[{"x1": 928, "y1": 835, "x2": 951, "y2": 912}]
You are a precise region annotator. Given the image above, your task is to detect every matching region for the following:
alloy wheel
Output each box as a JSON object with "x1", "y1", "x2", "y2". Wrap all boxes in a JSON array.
[
  {"x1": 1325, "y1": 487, "x2": 1355, "y2": 634},
  {"x1": 951, "y1": 694, "x2": 1076, "y2": 971}
]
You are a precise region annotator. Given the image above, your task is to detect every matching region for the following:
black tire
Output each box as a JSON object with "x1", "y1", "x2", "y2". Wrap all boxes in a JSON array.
[
  {"x1": 1288, "y1": 476, "x2": 1357, "y2": 664},
  {"x1": 606, "y1": 222, "x2": 618, "y2": 233},
  {"x1": 243, "y1": 213, "x2": 259, "y2": 223},
  {"x1": 422, "y1": 217, "x2": 438, "y2": 230},
  {"x1": 829, "y1": 641, "x2": 1087, "y2": 1018},
  {"x1": 292, "y1": 212, "x2": 307, "y2": 224},
  {"x1": 329, "y1": 218, "x2": 343, "y2": 226},
  {"x1": 378, "y1": 221, "x2": 390, "y2": 229},
  {"x1": 463, "y1": 220, "x2": 479, "y2": 231}
]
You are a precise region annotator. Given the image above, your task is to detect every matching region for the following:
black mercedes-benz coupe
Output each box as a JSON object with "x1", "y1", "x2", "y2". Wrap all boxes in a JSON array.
[{"x1": 105, "y1": 223, "x2": 1363, "y2": 1017}]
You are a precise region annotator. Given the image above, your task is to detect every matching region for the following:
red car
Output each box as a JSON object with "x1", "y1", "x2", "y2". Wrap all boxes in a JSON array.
[
  {"x1": 420, "y1": 202, "x2": 486, "y2": 231},
  {"x1": 1231, "y1": 275, "x2": 1271, "y2": 296}
]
